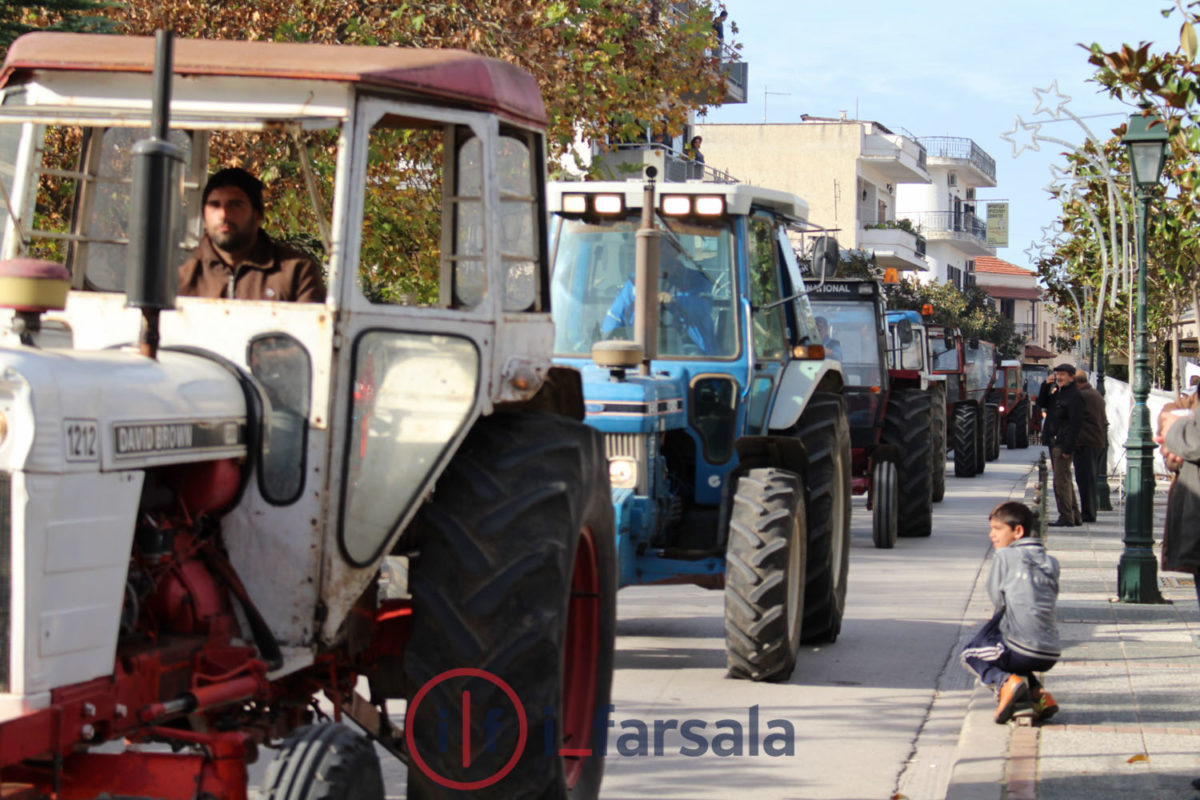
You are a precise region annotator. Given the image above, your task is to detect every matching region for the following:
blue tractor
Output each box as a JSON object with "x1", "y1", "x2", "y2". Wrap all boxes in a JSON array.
[{"x1": 549, "y1": 174, "x2": 851, "y2": 682}]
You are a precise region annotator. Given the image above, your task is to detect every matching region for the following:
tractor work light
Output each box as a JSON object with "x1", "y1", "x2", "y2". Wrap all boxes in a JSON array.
[
  {"x1": 609, "y1": 456, "x2": 638, "y2": 489},
  {"x1": 593, "y1": 194, "x2": 624, "y2": 215},
  {"x1": 694, "y1": 196, "x2": 725, "y2": 216},
  {"x1": 561, "y1": 193, "x2": 588, "y2": 215},
  {"x1": 660, "y1": 195, "x2": 692, "y2": 216},
  {"x1": 921, "y1": 303, "x2": 934, "y2": 318}
]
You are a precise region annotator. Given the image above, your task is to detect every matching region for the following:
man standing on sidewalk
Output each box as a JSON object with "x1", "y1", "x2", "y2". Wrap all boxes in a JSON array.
[
  {"x1": 1047, "y1": 364, "x2": 1083, "y2": 527},
  {"x1": 1073, "y1": 371, "x2": 1106, "y2": 523}
]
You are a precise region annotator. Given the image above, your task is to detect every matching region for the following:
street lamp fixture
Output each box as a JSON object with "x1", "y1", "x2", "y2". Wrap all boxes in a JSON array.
[{"x1": 1118, "y1": 107, "x2": 1169, "y2": 603}]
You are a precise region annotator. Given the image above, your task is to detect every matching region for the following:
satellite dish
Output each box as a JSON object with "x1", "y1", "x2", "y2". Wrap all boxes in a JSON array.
[{"x1": 811, "y1": 236, "x2": 840, "y2": 279}]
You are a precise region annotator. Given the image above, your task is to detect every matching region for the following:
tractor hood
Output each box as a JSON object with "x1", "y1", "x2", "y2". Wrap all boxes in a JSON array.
[
  {"x1": 575, "y1": 363, "x2": 686, "y2": 434},
  {"x1": 0, "y1": 347, "x2": 248, "y2": 474}
]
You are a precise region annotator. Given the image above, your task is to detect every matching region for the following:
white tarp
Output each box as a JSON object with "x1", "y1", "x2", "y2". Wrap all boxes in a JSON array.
[{"x1": 1100, "y1": 376, "x2": 1177, "y2": 476}]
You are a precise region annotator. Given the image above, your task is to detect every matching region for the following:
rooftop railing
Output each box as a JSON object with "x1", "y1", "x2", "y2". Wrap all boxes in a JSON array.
[
  {"x1": 917, "y1": 137, "x2": 996, "y2": 183},
  {"x1": 901, "y1": 210, "x2": 988, "y2": 241}
]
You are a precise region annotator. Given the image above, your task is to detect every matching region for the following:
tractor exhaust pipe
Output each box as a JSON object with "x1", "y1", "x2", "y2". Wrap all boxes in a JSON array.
[
  {"x1": 633, "y1": 167, "x2": 663, "y2": 375},
  {"x1": 127, "y1": 29, "x2": 184, "y2": 359}
]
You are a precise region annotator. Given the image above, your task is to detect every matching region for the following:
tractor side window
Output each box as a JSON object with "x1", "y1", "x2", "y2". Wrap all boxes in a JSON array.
[
  {"x1": 747, "y1": 216, "x2": 785, "y2": 360},
  {"x1": 496, "y1": 131, "x2": 543, "y2": 312},
  {"x1": 778, "y1": 227, "x2": 817, "y2": 345},
  {"x1": 248, "y1": 333, "x2": 311, "y2": 505},
  {"x1": 357, "y1": 120, "x2": 449, "y2": 306},
  {"x1": 690, "y1": 374, "x2": 737, "y2": 463},
  {"x1": 340, "y1": 330, "x2": 479, "y2": 565}
]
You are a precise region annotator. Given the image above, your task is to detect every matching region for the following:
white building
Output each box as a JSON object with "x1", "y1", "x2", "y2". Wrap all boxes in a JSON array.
[
  {"x1": 693, "y1": 118, "x2": 930, "y2": 274},
  {"x1": 896, "y1": 137, "x2": 997, "y2": 289}
]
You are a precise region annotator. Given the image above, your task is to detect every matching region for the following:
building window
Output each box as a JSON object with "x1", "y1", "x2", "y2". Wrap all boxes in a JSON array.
[{"x1": 1001, "y1": 298, "x2": 1014, "y2": 320}]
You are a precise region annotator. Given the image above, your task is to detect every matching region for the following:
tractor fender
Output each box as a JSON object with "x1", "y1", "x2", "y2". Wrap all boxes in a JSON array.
[
  {"x1": 496, "y1": 364, "x2": 585, "y2": 420},
  {"x1": 767, "y1": 359, "x2": 845, "y2": 431}
]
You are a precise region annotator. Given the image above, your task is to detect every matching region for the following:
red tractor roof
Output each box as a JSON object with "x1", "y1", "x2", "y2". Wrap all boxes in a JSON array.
[{"x1": 0, "y1": 32, "x2": 547, "y2": 128}]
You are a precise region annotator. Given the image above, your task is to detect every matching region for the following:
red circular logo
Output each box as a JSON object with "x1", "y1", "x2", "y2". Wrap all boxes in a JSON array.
[{"x1": 404, "y1": 667, "x2": 528, "y2": 790}]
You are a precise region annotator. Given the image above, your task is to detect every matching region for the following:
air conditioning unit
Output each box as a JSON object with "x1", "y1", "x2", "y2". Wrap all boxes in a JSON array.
[{"x1": 948, "y1": 172, "x2": 958, "y2": 187}]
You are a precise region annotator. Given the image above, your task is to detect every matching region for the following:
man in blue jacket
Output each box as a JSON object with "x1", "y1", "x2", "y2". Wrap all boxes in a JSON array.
[{"x1": 601, "y1": 248, "x2": 715, "y2": 354}]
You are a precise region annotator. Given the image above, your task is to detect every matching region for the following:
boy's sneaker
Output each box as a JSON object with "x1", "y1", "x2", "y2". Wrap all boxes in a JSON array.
[
  {"x1": 995, "y1": 675, "x2": 1030, "y2": 724},
  {"x1": 1031, "y1": 689, "x2": 1059, "y2": 721}
]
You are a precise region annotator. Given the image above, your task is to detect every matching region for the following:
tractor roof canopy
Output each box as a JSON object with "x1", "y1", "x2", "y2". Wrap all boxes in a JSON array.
[{"x1": 0, "y1": 33, "x2": 546, "y2": 127}]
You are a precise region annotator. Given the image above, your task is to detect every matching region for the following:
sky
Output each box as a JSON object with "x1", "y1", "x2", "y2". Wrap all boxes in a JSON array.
[{"x1": 701, "y1": 0, "x2": 1184, "y2": 274}]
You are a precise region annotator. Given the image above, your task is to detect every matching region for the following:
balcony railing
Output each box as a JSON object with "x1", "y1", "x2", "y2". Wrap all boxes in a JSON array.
[
  {"x1": 902, "y1": 210, "x2": 988, "y2": 240},
  {"x1": 917, "y1": 137, "x2": 996, "y2": 184},
  {"x1": 604, "y1": 143, "x2": 739, "y2": 183}
]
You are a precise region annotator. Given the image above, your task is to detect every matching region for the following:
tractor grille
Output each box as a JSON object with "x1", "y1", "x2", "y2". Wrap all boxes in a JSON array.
[
  {"x1": 0, "y1": 472, "x2": 9, "y2": 692},
  {"x1": 605, "y1": 434, "x2": 649, "y2": 495}
]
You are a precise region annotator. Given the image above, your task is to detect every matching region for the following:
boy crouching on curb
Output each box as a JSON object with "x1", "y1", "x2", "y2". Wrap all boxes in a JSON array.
[{"x1": 961, "y1": 501, "x2": 1061, "y2": 723}]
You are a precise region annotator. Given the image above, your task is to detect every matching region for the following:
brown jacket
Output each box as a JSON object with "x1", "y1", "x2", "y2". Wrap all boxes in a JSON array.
[
  {"x1": 178, "y1": 232, "x2": 325, "y2": 302},
  {"x1": 1076, "y1": 381, "x2": 1107, "y2": 449}
]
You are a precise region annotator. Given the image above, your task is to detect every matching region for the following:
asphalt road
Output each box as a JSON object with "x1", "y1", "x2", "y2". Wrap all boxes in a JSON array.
[
  {"x1": 261, "y1": 446, "x2": 1043, "y2": 800},
  {"x1": 597, "y1": 446, "x2": 1042, "y2": 800}
]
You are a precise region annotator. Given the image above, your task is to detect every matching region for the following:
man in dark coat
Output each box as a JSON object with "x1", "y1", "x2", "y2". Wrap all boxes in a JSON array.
[
  {"x1": 178, "y1": 167, "x2": 326, "y2": 302},
  {"x1": 1073, "y1": 372, "x2": 1107, "y2": 523},
  {"x1": 1036, "y1": 372, "x2": 1057, "y2": 446},
  {"x1": 1047, "y1": 364, "x2": 1083, "y2": 527}
]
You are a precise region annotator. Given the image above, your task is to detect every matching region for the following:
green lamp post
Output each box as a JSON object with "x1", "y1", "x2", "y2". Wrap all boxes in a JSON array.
[{"x1": 1118, "y1": 107, "x2": 1169, "y2": 603}]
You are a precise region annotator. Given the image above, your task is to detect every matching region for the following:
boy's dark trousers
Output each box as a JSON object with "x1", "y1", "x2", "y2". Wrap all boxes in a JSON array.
[{"x1": 961, "y1": 611, "x2": 1056, "y2": 690}]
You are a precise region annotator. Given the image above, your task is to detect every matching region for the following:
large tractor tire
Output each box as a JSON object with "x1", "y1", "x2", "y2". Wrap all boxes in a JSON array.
[
  {"x1": 725, "y1": 468, "x2": 807, "y2": 682},
  {"x1": 794, "y1": 392, "x2": 852, "y2": 644},
  {"x1": 1014, "y1": 398, "x2": 1030, "y2": 448},
  {"x1": 984, "y1": 403, "x2": 1000, "y2": 462},
  {"x1": 930, "y1": 385, "x2": 948, "y2": 503},
  {"x1": 871, "y1": 459, "x2": 898, "y2": 549},
  {"x1": 953, "y1": 403, "x2": 981, "y2": 478},
  {"x1": 403, "y1": 412, "x2": 616, "y2": 800},
  {"x1": 882, "y1": 389, "x2": 933, "y2": 538},
  {"x1": 263, "y1": 723, "x2": 383, "y2": 800}
]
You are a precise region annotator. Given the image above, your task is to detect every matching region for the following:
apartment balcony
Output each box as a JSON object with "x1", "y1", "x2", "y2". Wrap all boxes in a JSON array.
[
  {"x1": 719, "y1": 55, "x2": 748, "y2": 104},
  {"x1": 902, "y1": 210, "x2": 994, "y2": 256},
  {"x1": 917, "y1": 136, "x2": 996, "y2": 188},
  {"x1": 860, "y1": 131, "x2": 929, "y2": 184},
  {"x1": 858, "y1": 225, "x2": 927, "y2": 272}
]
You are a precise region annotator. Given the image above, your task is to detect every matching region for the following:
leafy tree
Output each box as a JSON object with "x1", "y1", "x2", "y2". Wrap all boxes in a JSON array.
[
  {"x1": 884, "y1": 279, "x2": 1024, "y2": 360},
  {"x1": 0, "y1": 0, "x2": 116, "y2": 56}
]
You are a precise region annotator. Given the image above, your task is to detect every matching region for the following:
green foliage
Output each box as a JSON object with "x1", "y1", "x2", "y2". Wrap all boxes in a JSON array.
[
  {"x1": 884, "y1": 278, "x2": 1025, "y2": 360},
  {"x1": 0, "y1": 0, "x2": 116, "y2": 56}
]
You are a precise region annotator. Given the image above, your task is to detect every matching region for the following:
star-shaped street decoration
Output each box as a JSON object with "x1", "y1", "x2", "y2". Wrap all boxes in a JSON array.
[
  {"x1": 1024, "y1": 241, "x2": 1045, "y2": 265},
  {"x1": 1001, "y1": 115, "x2": 1042, "y2": 158},
  {"x1": 1032, "y1": 80, "x2": 1072, "y2": 120}
]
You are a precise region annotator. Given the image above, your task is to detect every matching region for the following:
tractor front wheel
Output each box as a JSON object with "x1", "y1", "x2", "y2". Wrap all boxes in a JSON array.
[
  {"x1": 262, "y1": 723, "x2": 383, "y2": 800},
  {"x1": 984, "y1": 403, "x2": 1000, "y2": 461},
  {"x1": 725, "y1": 468, "x2": 807, "y2": 682},
  {"x1": 953, "y1": 403, "x2": 981, "y2": 478},
  {"x1": 871, "y1": 459, "x2": 898, "y2": 549},
  {"x1": 403, "y1": 412, "x2": 616, "y2": 800}
]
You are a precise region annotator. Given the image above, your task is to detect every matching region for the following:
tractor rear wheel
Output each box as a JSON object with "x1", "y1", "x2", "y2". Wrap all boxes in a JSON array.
[
  {"x1": 725, "y1": 468, "x2": 807, "y2": 682},
  {"x1": 263, "y1": 723, "x2": 383, "y2": 800},
  {"x1": 403, "y1": 412, "x2": 616, "y2": 800},
  {"x1": 871, "y1": 459, "x2": 898, "y2": 549},
  {"x1": 985, "y1": 403, "x2": 1000, "y2": 461},
  {"x1": 882, "y1": 389, "x2": 933, "y2": 538},
  {"x1": 953, "y1": 403, "x2": 980, "y2": 478},
  {"x1": 930, "y1": 385, "x2": 947, "y2": 503},
  {"x1": 795, "y1": 392, "x2": 852, "y2": 644},
  {"x1": 1014, "y1": 398, "x2": 1030, "y2": 448}
]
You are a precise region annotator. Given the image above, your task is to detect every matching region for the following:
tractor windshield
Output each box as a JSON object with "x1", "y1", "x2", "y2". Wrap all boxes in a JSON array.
[
  {"x1": 550, "y1": 214, "x2": 736, "y2": 359},
  {"x1": 808, "y1": 300, "x2": 883, "y2": 387}
]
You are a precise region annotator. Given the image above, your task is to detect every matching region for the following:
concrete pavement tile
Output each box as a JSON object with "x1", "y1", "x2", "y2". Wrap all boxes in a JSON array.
[{"x1": 1037, "y1": 730, "x2": 1157, "y2": 800}]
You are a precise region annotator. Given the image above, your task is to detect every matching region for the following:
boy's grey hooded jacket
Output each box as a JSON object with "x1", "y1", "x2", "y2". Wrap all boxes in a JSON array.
[{"x1": 987, "y1": 538, "x2": 1061, "y2": 660}]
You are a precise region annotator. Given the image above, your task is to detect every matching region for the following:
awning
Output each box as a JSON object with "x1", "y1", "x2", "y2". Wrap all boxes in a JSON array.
[
  {"x1": 1025, "y1": 343, "x2": 1056, "y2": 360},
  {"x1": 980, "y1": 284, "x2": 1043, "y2": 301}
]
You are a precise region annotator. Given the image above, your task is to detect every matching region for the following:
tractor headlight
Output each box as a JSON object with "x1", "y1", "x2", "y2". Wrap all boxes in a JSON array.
[{"x1": 608, "y1": 456, "x2": 638, "y2": 489}]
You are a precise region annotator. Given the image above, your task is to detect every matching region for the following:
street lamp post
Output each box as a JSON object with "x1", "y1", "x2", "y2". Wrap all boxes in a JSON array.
[{"x1": 1118, "y1": 108, "x2": 1169, "y2": 604}]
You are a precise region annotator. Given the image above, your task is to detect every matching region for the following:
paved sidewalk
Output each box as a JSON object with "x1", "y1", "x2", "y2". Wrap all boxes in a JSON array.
[{"x1": 946, "y1": 471, "x2": 1200, "y2": 800}]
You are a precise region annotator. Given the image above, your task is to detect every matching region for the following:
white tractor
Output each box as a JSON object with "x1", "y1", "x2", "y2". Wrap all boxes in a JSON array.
[{"x1": 0, "y1": 31, "x2": 614, "y2": 800}]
